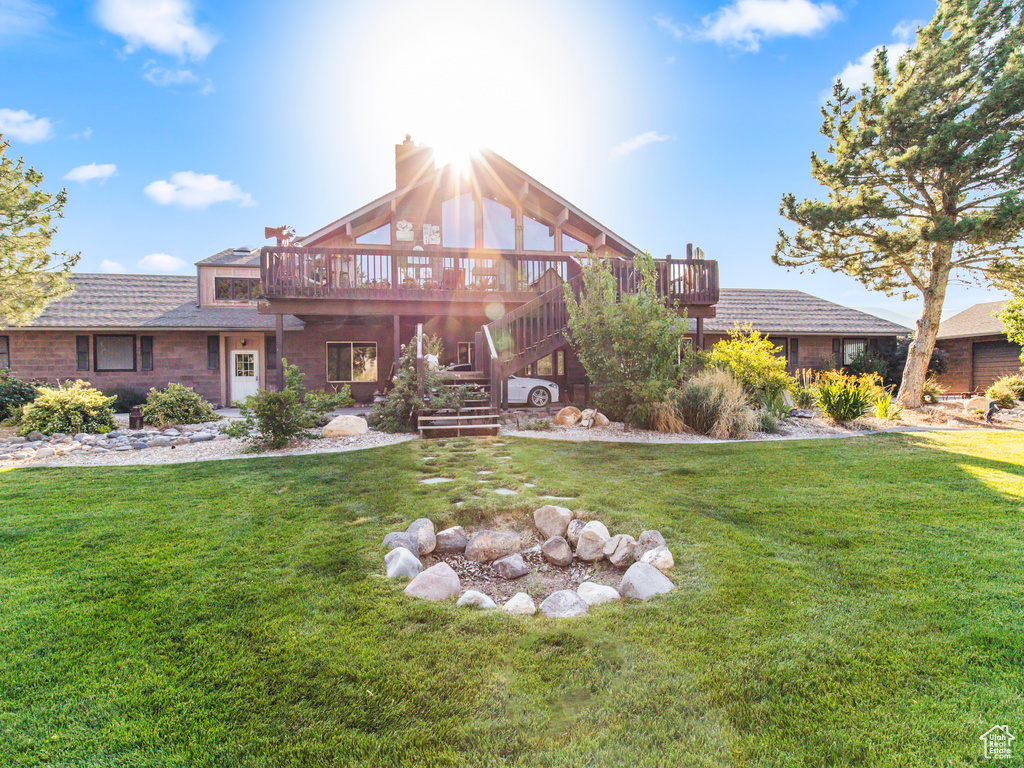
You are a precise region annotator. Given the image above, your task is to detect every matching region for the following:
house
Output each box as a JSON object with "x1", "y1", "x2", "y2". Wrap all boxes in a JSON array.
[
  {"x1": 702, "y1": 289, "x2": 910, "y2": 370},
  {"x1": 934, "y1": 300, "x2": 1022, "y2": 394}
]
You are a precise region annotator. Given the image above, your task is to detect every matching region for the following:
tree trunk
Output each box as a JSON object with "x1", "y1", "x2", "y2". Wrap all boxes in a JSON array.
[{"x1": 897, "y1": 254, "x2": 952, "y2": 408}]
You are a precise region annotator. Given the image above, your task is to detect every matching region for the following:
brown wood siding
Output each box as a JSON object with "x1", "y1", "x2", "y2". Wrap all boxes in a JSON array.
[{"x1": 972, "y1": 339, "x2": 1022, "y2": 391}]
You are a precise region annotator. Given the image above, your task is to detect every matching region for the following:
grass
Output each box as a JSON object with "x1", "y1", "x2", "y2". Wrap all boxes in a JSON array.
[{"x1": 1, "y1": 432, "x2": 1022, "y2": 767}]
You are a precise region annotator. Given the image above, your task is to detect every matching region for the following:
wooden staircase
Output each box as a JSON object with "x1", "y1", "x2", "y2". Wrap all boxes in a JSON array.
[{"x1": 417, "y1": 406, "x2": 500, "y2": 438}]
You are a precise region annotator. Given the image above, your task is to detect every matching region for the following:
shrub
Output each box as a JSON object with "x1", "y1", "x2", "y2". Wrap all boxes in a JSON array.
[
  {"x1": 19, "y1": 380, "x2": 116, "y2": 435},
  {"x1": 0, "y1": 370, "x2": 39, "y2": 421},
  {"x1": 222, "y1": 360, "x2": 343, "y2": 450},
  {"x1": 141, "y1": 383, "x2": 217, "y2": 427},
  {"x1": 791, "y1": 384, "x2": 817, "y2": 409},
  {"x1": 103, "y1": 387, "x2": 148, "y2": 414},
  {"x1": 762, "y1": 390, "x2": 791, "y2": 419},
  {"x1": 755, "y1": 409, "x2": 780, "y2": 433},
  {"x1": 670, "y1": 369, "x2": 754, "y2": 439},
  {"x1": 873, "y1": 392, "x2": 904, "y2": 421},
  {"x1": 814, "y1": 371, "x2": 881, "y2": 423},
  {"x1": 922, "y1": 377, "x2": 946, "y2": 404},
  {"x1": 880, "y1": 336, "x2": 948, "y2": 388},
  {"x1": 986, "y1": 375, "x2": 1024, "y2": 408},
  {"x1": 708, "y1": 324, "x2": 795, "y2": 404},
  {"x1": 848, "y1": 346, "x2": 889, "y2": 380}
]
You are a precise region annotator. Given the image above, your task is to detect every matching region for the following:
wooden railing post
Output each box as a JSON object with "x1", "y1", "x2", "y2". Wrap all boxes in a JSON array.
[{"x1": 415, "y1": 324, "x2": 424, "y2": 399}]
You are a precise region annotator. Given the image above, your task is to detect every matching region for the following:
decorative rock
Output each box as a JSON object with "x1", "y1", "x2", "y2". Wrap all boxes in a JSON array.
[
  {"x1": 456, "y1": 590, "x2": 498, "y2": 609},
  {"x1": 383, "y1": 531, "x2": 419, "y2": 553},
  {"x1": 403, "y1": 562, "x2": 461, "y2": 601},
  {"x1": 34, "y1": 446, "x2": 55, "y2": 459},
  {"x1": 575, "y1": 520, "x2": 610, "y2": 561},
  {"x1": 577, "y1": 581, "x2": 621, "y2": 606},
  {"x1": 26, "y1": 432, "x2": 45, "y2": 442},
  {"x1": 406, "y1": 518, "x2": 437, "y2": 555},
  {"x1": 149, "y1": 436, "x2": 171, "y2": 447},
  {"x1": 619, "y1": 561, "x2": 674, "y2": 601},
  {"x1": 565, "y1": 518, "x2": 586, "y2": 547},
  {"x1": 539, "y1": 589, "x2": 589, "y2": 618},
  {"x1": 465, "y1": 530, "x2": 520, "y2": 563},
  {"x1": 132, "y1": 441, "x2": 148, "y2": 450},
  {"x1": 603, "y1": 533, "x2": 638, "y2": 568},
  {"x1": 635, "y1": 530, "x2": 666, "y2": 559},
  {"x1": 163, "y1": 428, "x2": 181, "y2": 437},
  {"x1": 965, "y1": 396, "x2": 993, "y2": 413},
  {"x1": 435, "y1": 525, "x2": 468, "y2": 553},
  {"x1": 384, "y1": 547, "x2": 422, "y2": 579},
  {"x1": 789, "y1": 409, "x2": 814, "y2": 418},
  {"x1": 541, "y1": 536, "x2": 574, "y2": 566},
  {"x1": 533, "y1": 504, "x2": 572, "y2": 539},
  {"x1": 580, "y1": 408, "x2": 596, "y2": 428},
  {"x1": 594, "y1": 412, "x2": 610, "y2": 426},
  {"x1": 553, "y1": 406, "x2": 582, "y2": 426},
  {"x1": 190, "y1": 433, "x2": 214, "y2": 443},
  {"x1": 322, "y1": 414, "x2": 369, "y2": 437},
  {"x1": 502, "y1": 592, "x2": 537, "y2": 615},
  {"x1": 73, "y1": 433, "x2": 89, "y2": 442},
  {"x1": 640, "y1": 545, "x2": 674, "y2": 574},
  {"x1": 493, "y1": 553, "x2": 529, "y2": 579}
]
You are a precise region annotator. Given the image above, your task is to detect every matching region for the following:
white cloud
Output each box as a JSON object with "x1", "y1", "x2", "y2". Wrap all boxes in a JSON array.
[
  {"x1": 833, "y1": 22, "x2": 917, "y2": 93},
  {"x1": 144, "y1": 171, "x2": 255, "y2": 208},
  {"x1": 199, "y1": 78, "x2": 214, "y2": 95},
  {"x1": 95, "y1": 0, "x2": 216, "y2": 60},
  {"x1": 143, "y1": 64, "x2": 198, "y2": 86},
  {"x1": 138, "y1": 253, "x2": 186, "y2": 273},
  {"x1": 612, "y1": 131, "x2": 671, "y2": 157},
  {"x1": 0, "y1": 108, "x2": 54, "y2": 143},
  {"x1": 0, "y1": 0, "x2": 52, "y2": 37},
  {"x1": 70, "y1": 127, "x2": 94, "y2": 140},
  {"x1": 64, "y1": 162, "x2": 117, "y2": 183},
  {"x1": 98, "y1": 259, "x2": 125, "y2": 273},
  {"x1": 654, "y1": 15, "x2": 685, "y2": 41},
  {"x1": 699, "y1": 0, "x2": 842, "y2": 52}
]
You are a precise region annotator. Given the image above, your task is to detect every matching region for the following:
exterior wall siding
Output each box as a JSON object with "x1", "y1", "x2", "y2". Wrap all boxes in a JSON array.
[{"x1": 934, "y1": 339, "x2": 973, "y2": 394}]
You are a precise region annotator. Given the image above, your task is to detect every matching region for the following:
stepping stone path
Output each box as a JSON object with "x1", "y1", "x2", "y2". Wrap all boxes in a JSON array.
[
  {"x1": 380, "y1": 504, "x2": 678, "y2": 618},
  {"x1": 420, "y1": 477, "x2": 453, "y2": 485}
]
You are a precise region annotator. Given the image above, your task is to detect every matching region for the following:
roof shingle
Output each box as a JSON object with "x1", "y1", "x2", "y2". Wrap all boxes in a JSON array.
[
  {"x1": 936, "y1": 300, "x2": 1008, "y2": 339},
  {"x1": 706, "y1": 289, "x2": 910, "y2": 336}
]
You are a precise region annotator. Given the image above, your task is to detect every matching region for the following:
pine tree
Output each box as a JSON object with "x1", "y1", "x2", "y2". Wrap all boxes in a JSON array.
[
  {"x1": 0, "y1": 137, "x2": 79, "y2": 327},
  {"x1": 775, "y1": 0, "x2": 1024, "y2": 406}
]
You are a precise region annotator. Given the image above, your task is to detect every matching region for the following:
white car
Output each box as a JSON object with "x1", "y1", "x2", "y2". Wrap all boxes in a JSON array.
[{"x1": 506, "y1": 375, "x2": 559, "y2": 407}]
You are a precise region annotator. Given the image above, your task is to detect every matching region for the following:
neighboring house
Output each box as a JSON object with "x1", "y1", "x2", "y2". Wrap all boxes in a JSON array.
[
  {"x1": 703, "y1": 289, "x2": 910, "y2": 370},
  {"x1": 934, "y1": 300, "x2": 1022, "y2": 394}
]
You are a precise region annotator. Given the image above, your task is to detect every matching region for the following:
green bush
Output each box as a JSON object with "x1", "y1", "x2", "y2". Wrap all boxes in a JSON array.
[
  {"x1": 141, "y1": 382, "x2": 217, "y2": 427},
  {"x1": 708, "y1": 324, "x2": 796, "y2": 404},
  {"x1": 19, "y1": 380, "x2": 116, "y2": 435},
  {"x1": 873, "y1": 392, "x2": 904, "y2": 421},
  {"x1": 985, "y1": 375, "x2": 1024, "y2": 408},
  {"x1": 103, "y1": 387, "x2": 148, "y2": 414},
  {"x1": 848, "y1": 346, "x2": 889, "y2": 380},
  {"x1": 814, "y1": 371, "x2": 880, "y2": 423},
  {"x1": 755, "y1": 409, "x2": 780, "y2": 433},
  {"x1": 670, "y1": 369, "x2": 754, "y2": 439},
  {"x1": 0, "y1": 370, "x2": 39, "y2": 421},
  {"x1": 223, "y1": 360, "x2": 345, "y2": 450},
  {"x1": 922, "y1": 377, "x2": 945, "y2": 404}
]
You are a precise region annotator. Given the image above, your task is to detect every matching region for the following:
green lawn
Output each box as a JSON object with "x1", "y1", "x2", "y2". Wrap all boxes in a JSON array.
[{"x1": 1, "y1": 432, "x2": 1022, "y2": 767}]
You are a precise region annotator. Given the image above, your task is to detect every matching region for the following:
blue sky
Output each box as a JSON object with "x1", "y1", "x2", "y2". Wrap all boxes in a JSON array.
[{"x1": 0, "y1": 0, "x2": 1010, "y2": 324}]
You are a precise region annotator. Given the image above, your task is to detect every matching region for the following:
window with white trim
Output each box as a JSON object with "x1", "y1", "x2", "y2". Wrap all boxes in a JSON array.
[
  {"x1": 843, "y1": 338, "x2": 868, "y2": 366},
  {"x1": 326, "y1": 342, "x2": 377, "y2": 383}
]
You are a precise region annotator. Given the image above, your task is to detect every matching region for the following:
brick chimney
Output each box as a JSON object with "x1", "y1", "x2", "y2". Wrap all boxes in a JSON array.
[{"x1": 395, "y1": 134, "x2": 435, "y2": 189}]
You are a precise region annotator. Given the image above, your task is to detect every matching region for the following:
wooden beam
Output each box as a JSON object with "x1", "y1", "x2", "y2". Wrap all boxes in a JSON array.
[
  {"x1": 517, "y1": 180, "x2": 529, "y2": 201},
  {"x1": 556, "y1": 207, "x2": 569, "y2": 228},
  {"x1": 594, "y1": 232, "x2": 607, "y2": 249}
]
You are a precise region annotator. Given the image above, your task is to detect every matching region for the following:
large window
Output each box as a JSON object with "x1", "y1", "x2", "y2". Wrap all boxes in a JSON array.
[
  {"x1": 214, "y1": 277, "x2": 262, "y2": 301},
  {"x1": 94, "y1": 335, "x2": 136, "y2": 372},
  {"x1": 843, "y1": 338, "x2": 867, "y2": 366},
  {"x1": 0, "y1": 336, "x2": 8, "y2": 370},
  {"x1": 327, "y1": 342, "x2": 377, "y2": 383}
]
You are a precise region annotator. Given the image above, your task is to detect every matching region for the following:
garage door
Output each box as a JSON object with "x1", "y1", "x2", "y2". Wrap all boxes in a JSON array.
[{"x1": 972, "y1": 340, "x2": 1022, "y2": 390}]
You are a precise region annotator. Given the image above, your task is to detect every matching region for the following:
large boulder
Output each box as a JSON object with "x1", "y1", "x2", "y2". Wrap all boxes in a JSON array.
[
  {"x1": 435, "y1": 525, "x2": 469, "y2": 553},
  {"x1": 384, "y1": 547, "x2": 422, "y2": 579},
  {"x1": 577, "y1": 581, "x2": 621, "y2": 607},
  {"x1": 565, "y1": 518, "x2": 586, "y2": 547},
  {"x1": 593, "y1": 412, "x2": 610, "y2": 427},
  {"x1": 465, "y1": 530, "x2": 521, "y2": 563},
  {"x1": 580, "y1": 409, "x2": 596, "y2": 428},
  {"x1": 603, "y1": 534, "x2": 637, "y2": 568},
  {"x1": 635, "y1": 530, "x2": 666, "y2": 560},
  {"x1": 406, "y1": 518, "x2": 437, "y2": 555},
  {"x1": 539, "y1": 589, "x2": 589, "y2": 618},
  {"x1": 575, "y1": 520, "x2": 611, "y2": 561},
  {"x1": 553, "y1": 406, "x2": 582, "y2": 426},
  {"x1": 456, "y1": 590, "x2": 497, "y2": 609},
  {"x1": 404, "y1": 562, "x2": 461, "y2": 601},
  {"x1": 619, "y1": 562, "x2": 673, "y2": 601},
  {"x1": 322, "y1": 414, "x2": 368, "y2": 437},
  {"x1": 533, "y1": 505, "x2": 572, "y2": 539},
  {"x1": 502, "y1": 592, "x2": 537, "y2": 615},
  {"x1": 640, "y1": 545, "x2": 674, "y2": 574},
  {"x1": 965, "y1": 396, "x2": 994, "y2": 413},
  {"x1": 493, "y1": 553, "x2": 529, "y2": 579},
  {"x1": 383, "y1": 531, "x2": 419, "y2": 553},
  {"x1": 542, "y1": 536, "x2": 574, "y2": 566}
]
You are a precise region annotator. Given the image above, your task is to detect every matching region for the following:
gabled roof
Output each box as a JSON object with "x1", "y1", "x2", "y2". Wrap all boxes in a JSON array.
[
  {"x1": 299, "y1": 147, "x2": 642, "y2": 258},
  {"x1": 15, "y1": 274, "x2": 303, "y2": 331},
  {"x1": 937, "y1": 300, "x2": 1008, "y2": 339},
  {"x1": 195, "y1": 247, "x2": 260, "y2": 267},
  {"x1": 707, "y1": 289, "x2": 911, "y2": 336}
]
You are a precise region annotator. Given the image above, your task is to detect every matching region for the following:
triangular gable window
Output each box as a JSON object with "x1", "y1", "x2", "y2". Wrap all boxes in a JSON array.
[
  {"x1": 483, "y1": 198, "x2": 514, "y2": 250},
  {"x1": 442, "y1": 193, "x2": 475, "y2": 248},
  {"x1": 523, "y1": 213, "x2": 554, "y2": 251},
  {"x1": 356, "y1": 223, "x2": 390, "y2": 245},
  {"x1": 562, "y1": 233, "x2": 589, "y2": 253}
]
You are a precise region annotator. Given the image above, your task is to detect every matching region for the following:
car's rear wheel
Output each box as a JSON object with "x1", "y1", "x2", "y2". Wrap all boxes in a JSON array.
[{"x1": 528, "y1": 387, "x2": 551, "y2": 407}]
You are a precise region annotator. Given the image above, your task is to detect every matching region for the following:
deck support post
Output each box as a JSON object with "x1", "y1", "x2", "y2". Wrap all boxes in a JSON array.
[
  {"x1": 696, "y1": 316, "x2": 704, "y2": 350},
  {"x1": 275, "y1": 313, "x2": 285, "y2": 391},
  {"x1": 393, "y1": 314, "x2": 401, "y2": 374}
]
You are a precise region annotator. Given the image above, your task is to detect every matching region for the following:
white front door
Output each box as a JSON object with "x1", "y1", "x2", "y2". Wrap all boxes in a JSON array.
[{"x1": 230, "y1": 349, "x2": 259, "y2": 403}]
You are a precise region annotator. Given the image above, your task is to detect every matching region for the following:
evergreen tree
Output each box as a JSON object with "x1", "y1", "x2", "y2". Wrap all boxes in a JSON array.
[
  {"x1": 0, "y1": 137, "x2": 79, "y2": 327},
  {"x1": 775, "y1": 0, "x2": 1024, "y2": 406},
  {"x1": 997, "y1": 296, "x2": 1024, "y2": 363}
]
